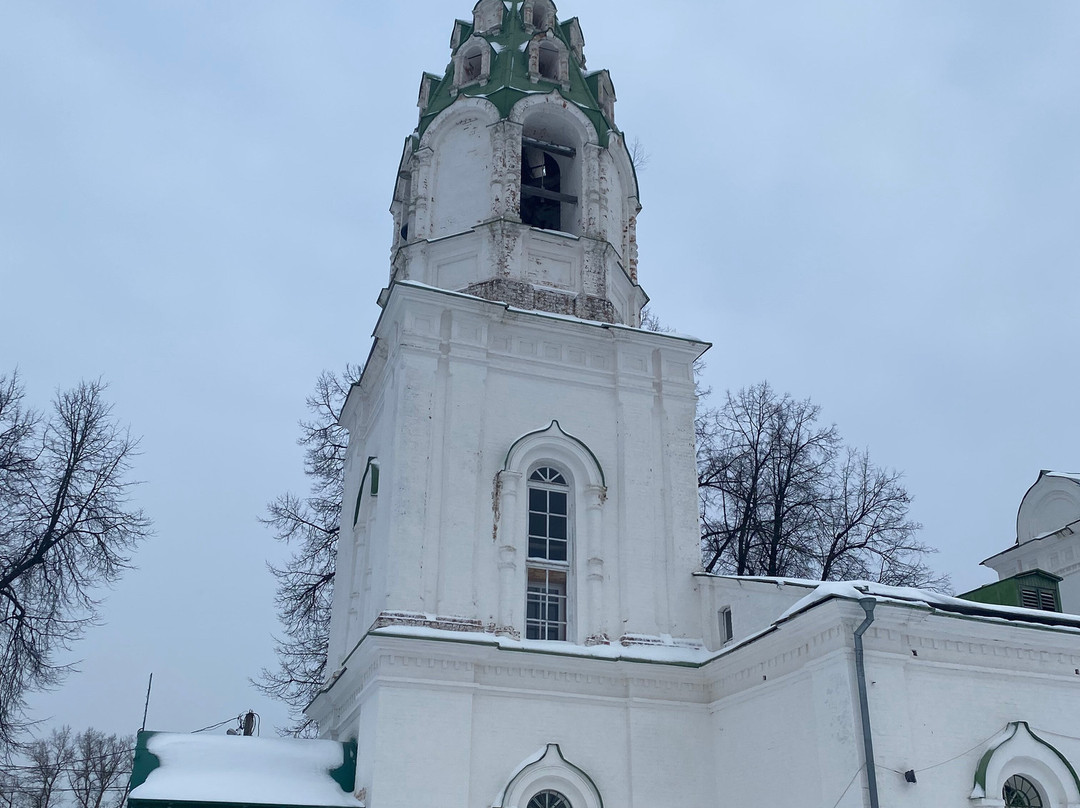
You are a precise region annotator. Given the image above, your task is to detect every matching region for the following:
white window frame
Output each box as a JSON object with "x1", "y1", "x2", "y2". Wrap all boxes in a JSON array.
[{"x1": 526, "y1": 465, "x2": 571, "y2": 641}]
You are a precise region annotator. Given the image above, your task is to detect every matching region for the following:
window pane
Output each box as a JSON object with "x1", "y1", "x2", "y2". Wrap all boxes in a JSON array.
[
  {"x1": 549, "y1": 491, "x2": 567, "y2": 514},
  {"x1": 549, "y1": 515, "x2": 567, "y2": 540},
  {"x1": 529, "y1": 488, "x2": 547, "y2": 511},
  {"x1": 549, "y1": 539, "x2": 567, "y2": 562},
  {"x1": 529, "y1": 513, "x2": 548, "y2": 538},
  {"x1": 525, "y1": 568, "x2": 566, "y2": 641},
  {"x1": 529, "y1": 537, "x2": 547, "y2": 558}
]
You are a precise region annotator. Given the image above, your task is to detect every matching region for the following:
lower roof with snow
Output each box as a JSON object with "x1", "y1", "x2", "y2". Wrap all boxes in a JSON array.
[{"x1": 128, "y1": 731, "x2": 361, "y2": 808}]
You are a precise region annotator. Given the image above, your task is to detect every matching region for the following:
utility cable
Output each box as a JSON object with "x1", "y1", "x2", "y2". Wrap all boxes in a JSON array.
[
  {"x1": 190, "y1": 716, "x2": 238, "y2": 734},
  {"x1": 829, "y1": 765, "x2": 864, "y2": 808}
]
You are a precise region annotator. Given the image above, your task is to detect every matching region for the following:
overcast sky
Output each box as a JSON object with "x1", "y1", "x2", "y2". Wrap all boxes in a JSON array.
[{"x1": 2, "y1": 0, "x2": 1078, "y2": 740}]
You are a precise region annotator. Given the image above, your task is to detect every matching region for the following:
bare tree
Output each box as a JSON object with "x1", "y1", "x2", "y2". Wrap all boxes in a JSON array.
[
  {"x1": 15, "y1": 727, "x2": 73, "y2": 808},
  {"x1": 698, "y1": 382, "x2": 945, "y2": 589},
  {"x1": 812, "y1": 448, "x2": 945, "y2": 588},
  {"x1": 628, "y1": 136, "x2": 650, "y2": 172},
  {"x1": 67, "y1": 729, "x2": 130, "y2": 808},
  {"x1": 0, "y1": 374, "x2": 151, "y2": 748},
  {"x1": 255, "y1": 366, "x2": 361, "y2": 737}
]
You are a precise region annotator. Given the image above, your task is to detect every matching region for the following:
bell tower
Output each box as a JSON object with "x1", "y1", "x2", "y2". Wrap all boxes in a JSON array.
[
  {"x1": 311, "y1": 5, "x2": 710, "y2": 805},
  {"x1": 387, "y1": 0, "x2": 644, "y2": 325}
]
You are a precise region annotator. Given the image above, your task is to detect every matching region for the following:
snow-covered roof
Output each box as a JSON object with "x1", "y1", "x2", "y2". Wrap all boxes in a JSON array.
[
  {"x1": 128, "y1": 732, "x2": 362, "y2": 808},
  {"x1": 703, "y1": 574, "x2": 1080, "y2": 631},
  {"x1": 1045, "y1": 471, "x2": 1080, "y2": 482}
]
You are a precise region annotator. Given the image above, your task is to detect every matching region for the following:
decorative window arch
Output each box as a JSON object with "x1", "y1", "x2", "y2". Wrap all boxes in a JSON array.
[
  {"x1": 527, "y1": 35, "x2": 569, "y2": 88},
  {"x1": 524, "y1": 0, "x2": 557, "y2": 32},
  {"x1": 493, "y1": 744, "x2": 602, "y2": 808},
  {"x1": 453, "y1": 36, "x2": 492, "y2": 88},
  {"x1": 502, "y1": 421, "x2": 605, "y2": 491},
  {"x1": 970, "y1": 722, "x2": 1080, "y2": 807},
  {"x1": 473, "y1": 0, "x2": 505, "y2": 33}
]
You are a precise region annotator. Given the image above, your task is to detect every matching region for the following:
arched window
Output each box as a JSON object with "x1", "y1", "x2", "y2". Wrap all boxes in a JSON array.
[
  {"x1": 473, "y1": 0, "x2": 504, "y2": 33},
  {"x1": 538, "y1": 41, "x2": 560, "y2": 81},
  {"x1": 527, "y1": 35, "x2": 568, "y2": 87},
  {"x1": 528, "y1": 792, "x2": 571, "y2": 808},
  {"x1": 526, "y1": 466, "x2": 570, "y2": 640},
  {"x1": 453, "y1": 38, "x2": 491, "y2": 88},
  {"x1": 1004, "y1": 775, "x2": 1044, "y2": 807},
  {"x1": 464, "y1": 49, "x2": 483, "y2": 81},
  {"x1": 525, "y1": 0, "x2": 556, "y2": 31}
]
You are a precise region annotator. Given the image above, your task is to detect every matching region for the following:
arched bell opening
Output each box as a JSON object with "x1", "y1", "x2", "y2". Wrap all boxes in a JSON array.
[{"x1": 518, "y1": 106, "x2": 585, "y2": 235}]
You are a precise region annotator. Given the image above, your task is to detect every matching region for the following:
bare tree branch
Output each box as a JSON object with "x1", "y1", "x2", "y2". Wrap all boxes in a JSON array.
[
  {"x1": 0, "y1": 375, "x2": 151, "y2": 750},
  {"x1": 254, "y1": 365, "x2": 361, "y2": 737},
  {"x1": 697, "y1": 381, "x2": 947, "y2": 590}
]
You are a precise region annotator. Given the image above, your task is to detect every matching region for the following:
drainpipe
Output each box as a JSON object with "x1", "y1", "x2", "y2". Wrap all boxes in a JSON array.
[{"x1": 854, "y1": 597, "x2": 879, "y2": 808}]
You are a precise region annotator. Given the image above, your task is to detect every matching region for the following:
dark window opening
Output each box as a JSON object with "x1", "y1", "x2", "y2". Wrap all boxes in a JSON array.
[
  {"x1": 720, "y1": 607, "x2": 733, "y2": 644},
  {"x1": 464, "y1": 50, "x2": 483, "y2": 81},
  {"x1": 520, "y1": 140, "x2": 577, "y2": 232},
  {"x1": 538, "y1": 43, "x2": 560, "y2": 81},
  {"x1": 530, "y1": 1, "x2": 555, "y2": 31}
]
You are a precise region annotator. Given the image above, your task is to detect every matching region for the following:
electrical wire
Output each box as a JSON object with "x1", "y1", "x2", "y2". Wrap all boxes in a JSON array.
[
  {"x1": 190, "y1": 716, "x2": 239, "y2": 734},
  {"x1": 829, "y1": 765, "x2": 865, "y2": 808},
  {"x1": 1031, "y1": 725, "x2": 1080, "y2": 745},
  {"x1": 873, "y1": 722, "x2": 1078, "y2": 782}
]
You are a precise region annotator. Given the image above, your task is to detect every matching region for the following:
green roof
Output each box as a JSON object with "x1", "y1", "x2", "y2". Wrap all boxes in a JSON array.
[{"x1": 418, "y1": 2, "x2": 615, "y2": 146}]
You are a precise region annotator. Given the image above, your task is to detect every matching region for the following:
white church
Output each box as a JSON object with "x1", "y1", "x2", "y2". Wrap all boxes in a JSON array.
[{"x1": 128, "y1": 3, "x2": 1080, "y2": 808}]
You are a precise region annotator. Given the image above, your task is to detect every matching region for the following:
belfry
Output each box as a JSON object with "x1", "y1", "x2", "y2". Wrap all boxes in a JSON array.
[{"x1": 310, "y1": 1, "x2": 709, "y2": 803}]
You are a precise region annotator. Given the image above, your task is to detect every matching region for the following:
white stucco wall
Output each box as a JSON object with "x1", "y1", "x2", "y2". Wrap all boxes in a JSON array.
[
  {"x1": 315, "y1": 592, "x2": 1080, "y2": 808},
  {"x1": 326, "y1": 282, "x2": 708, "y2": 670}
]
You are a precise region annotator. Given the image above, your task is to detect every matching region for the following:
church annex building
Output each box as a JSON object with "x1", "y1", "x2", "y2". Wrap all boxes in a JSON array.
[{"x1": 128, "y1": 3, "x2": 1080, "y2": 807}]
